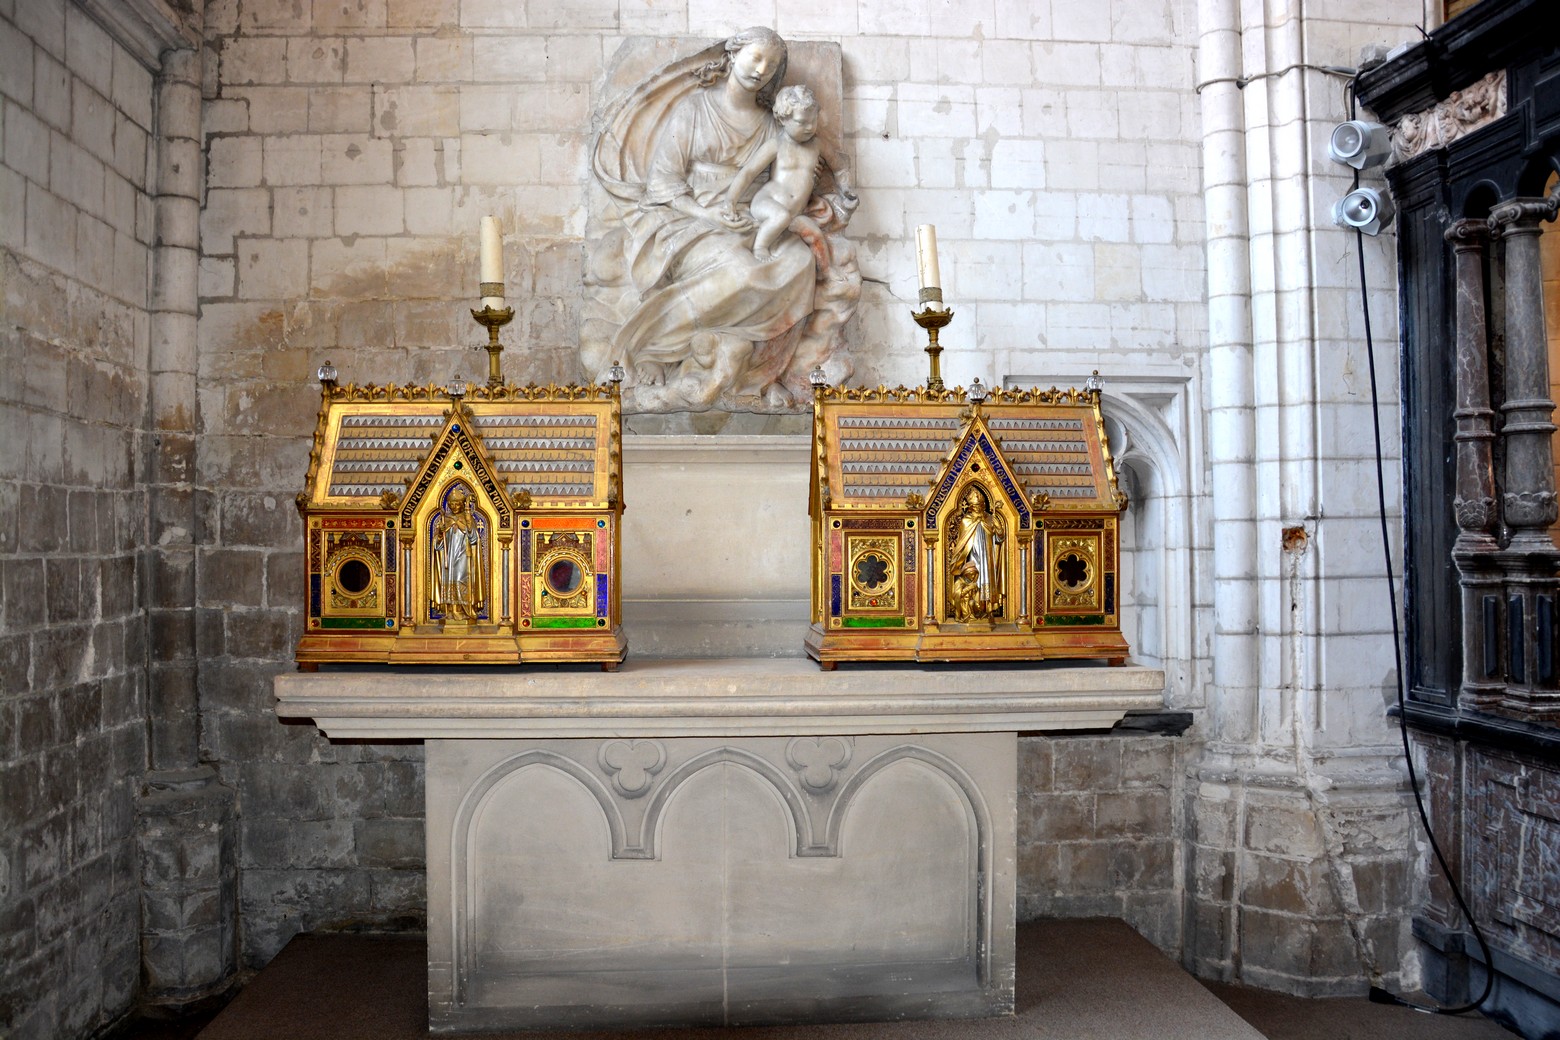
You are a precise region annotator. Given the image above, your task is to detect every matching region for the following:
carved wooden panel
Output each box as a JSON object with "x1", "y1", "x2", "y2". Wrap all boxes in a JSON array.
[{"x1": 1468, "y1": 748, "x2": 1560, "y2": 972}]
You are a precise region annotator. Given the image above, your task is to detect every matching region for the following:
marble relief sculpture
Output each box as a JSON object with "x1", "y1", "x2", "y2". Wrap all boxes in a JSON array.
[
  {"x1": 584, "y1": 28, "x2": 861, "y2": 413},
  {"x1": 1390, "y1": 71, "x2": 1507, "y2": 165},
  {"x1": 725, "y1": 84, "x2": 825, "y2": 262}
]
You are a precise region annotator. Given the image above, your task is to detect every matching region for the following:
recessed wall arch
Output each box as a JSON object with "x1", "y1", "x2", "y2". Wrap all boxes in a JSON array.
[
  {"x1": 1007, "y1": 369, "x2": 1201, "y2": 704},
  {"x1": 637, "y1": 747, "x2": 814, "y2": 857},
  {"x1": 1461, "y1": 181, "x2": 1502, "y2": 219},
  {"x1": 1516, "y1": 153, "x2": 1560, "y2": 199}
]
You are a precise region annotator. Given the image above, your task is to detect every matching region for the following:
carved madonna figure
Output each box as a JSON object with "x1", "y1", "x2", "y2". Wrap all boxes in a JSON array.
[{"x1": 584, "y1": 28, "x2": 861, "y2": 413}]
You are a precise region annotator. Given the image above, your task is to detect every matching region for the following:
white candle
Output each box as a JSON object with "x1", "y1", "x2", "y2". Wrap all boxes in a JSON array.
[
  {"x1": 479, "y1": 215, "x2": 504, "y2": 309},
  {"x1": 915, "y1": 224, "x2": 941, "y2": 291}
]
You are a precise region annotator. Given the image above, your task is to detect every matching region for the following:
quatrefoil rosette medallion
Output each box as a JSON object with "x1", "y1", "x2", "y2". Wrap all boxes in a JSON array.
[
  {"x1": 598, "y1": 739, "x2": 666, "y2": 798},
  {"x1": 786, "y1": 736, "x2": 852, "y2": 794}
]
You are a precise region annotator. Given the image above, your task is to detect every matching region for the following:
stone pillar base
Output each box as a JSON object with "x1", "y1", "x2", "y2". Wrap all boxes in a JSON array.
[
  {"x1": 1185, "y1": 753, "x2": 1415, "y2": 996},
  {"x1": 136, "y1": 766, "x2": 239, "y2": 1008}
]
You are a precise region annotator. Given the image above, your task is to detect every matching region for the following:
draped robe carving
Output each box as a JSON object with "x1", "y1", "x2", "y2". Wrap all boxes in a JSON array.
[{"x1": 584, "y1": 32, "x2": 860, "y2": 413}]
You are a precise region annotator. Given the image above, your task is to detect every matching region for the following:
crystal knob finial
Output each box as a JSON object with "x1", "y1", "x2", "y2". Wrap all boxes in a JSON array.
[
  {"x1": 1085, "y1": 370, "x2": 1103, "y2": 393},
  {"x1": 607, "y1": 359, "x2": 626, "y2": 386},
  {"x1": 967, "y1": 377, "x2": 988, "y2": 403},
  {"x1": 316, "y1": 359, "x2": 338, "y2": 384},
  {"x1": 809, "y1": 366, "x2": 829, "y2": 388}
]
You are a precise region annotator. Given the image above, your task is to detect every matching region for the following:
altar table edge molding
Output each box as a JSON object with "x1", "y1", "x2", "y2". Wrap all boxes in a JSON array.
[{"x1": 272, "y1": 659, "x2": 1167, "y2": 739}]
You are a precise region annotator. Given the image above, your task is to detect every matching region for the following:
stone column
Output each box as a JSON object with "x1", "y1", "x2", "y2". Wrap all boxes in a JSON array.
[
  {"x1": 1490, "y1": 195, "x2": 1560, "y2": 719},
  {"x1": 146, "y1": 47, "x2": 203, "y2": 771},
  {"x1": 137, "y1": 46, "x2": 239, "y2": 1008},
  {"x1": 1184, "y1": 0, "x2": 1428, "y2": 997},
  {"x1": 1445, "y1": 219, "x2": 1506, "y2": 710},
  {"x1": 1492, "y1": 197, "x2": 1560, "y2": 550}
]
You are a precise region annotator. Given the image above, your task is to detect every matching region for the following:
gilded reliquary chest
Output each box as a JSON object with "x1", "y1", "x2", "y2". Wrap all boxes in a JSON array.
[
  {"x1": 807, "y1": 384, "x2": 1130, "y2": 665},
  {"x1": 295, "y1": 377, "x2": 625, "y2": 667}
]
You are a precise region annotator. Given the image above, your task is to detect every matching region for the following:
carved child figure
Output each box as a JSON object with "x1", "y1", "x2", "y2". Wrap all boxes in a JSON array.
[{"x1": 722, "y1": 84, "x2": 823, "y2": 261}]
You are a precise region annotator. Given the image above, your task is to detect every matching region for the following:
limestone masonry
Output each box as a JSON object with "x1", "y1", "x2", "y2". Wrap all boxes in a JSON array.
[{"x1": 0, "y1": 0, "x2": 1453, "y2": 1036}]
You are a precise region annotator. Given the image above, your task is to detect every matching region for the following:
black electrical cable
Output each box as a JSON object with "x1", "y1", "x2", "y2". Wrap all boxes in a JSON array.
[{"x1": 1346, "y1": 77, "x2": 1495, "y2": 1018}]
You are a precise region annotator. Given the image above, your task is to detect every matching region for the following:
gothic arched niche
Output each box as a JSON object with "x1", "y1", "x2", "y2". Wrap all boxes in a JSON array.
[
  {"x1": 1003, "y1": 370, "x2": 1198, "y2": 699},
  {"x1": 426, "y1": 479, "x2": 493, "y2": 625},
  {"x1": 943, "y1": 479, "x2": 1015, "y2": 625},
  {"x1": 1116, "y1": 455, "x2": 1163, "y2": 670}
]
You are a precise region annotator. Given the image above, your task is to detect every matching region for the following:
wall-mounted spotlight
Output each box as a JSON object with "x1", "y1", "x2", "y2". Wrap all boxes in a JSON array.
[
  {"x1": 1332, "y1": 187, "x2": 1395, "y2": 236},
  {"x1": 1326, "y1": 116, "x2": 1395, "y2": 234},
  {"x1": 1328, "y1": 120, "x2": 1391, "y2": 170}
]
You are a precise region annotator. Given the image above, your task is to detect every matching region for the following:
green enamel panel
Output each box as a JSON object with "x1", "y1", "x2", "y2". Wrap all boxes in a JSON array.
[
  {"x1": 319, "y1": 617, "x2": 392, "y2": 630},
  {"x1": 531, "y1": 617, "x2": 602, "y2": 629},
  {"x1": 842, "y1": 616, "x2": 907, "y2": 628},
  {"x1": 1042, "y1": 614, "x2": 1107, "y2": 626}
]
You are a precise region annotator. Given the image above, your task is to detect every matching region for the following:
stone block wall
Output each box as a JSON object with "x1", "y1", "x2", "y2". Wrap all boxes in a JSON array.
[
  {"x1": 136, "y1": 772, "x2": 238, "y2": 1003},
  {"x1": 193, "y1": 0, "x2": 1209, "y2": 392},
  {"x1": 0, "y1": 0, "x2": 1443, "y2": 1030},
  {"x1": 1016, "y1": 734, "x2": 1181, "y2": 952},
  {"x1": 1185, "y1": 0, "x2": 1425, "y2": 999},
  {"x1": 180, "y1": 0, "x2": 1424, "y2": 1002},
  {"x1": 1184, "y1": 765, "x2": 1415, "y2": 996},
  {"x1": 0, "y1": 0, "x2": 157, "y2": 1034},
  {"x1": 194, "y1": 0, "x2": 1212, "y2": 968}
]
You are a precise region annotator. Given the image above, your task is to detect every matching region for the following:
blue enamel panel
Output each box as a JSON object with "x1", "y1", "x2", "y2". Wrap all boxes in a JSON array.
[
  {"x1": 925, "y1": 436, "x2": 978, "y2": 530},
  {"x1": 978, "y1": 433, "x2": 1031, "y2": 528}
]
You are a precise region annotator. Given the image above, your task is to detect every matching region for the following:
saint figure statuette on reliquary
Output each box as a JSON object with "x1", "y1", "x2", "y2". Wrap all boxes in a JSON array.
[
  {"x1": 806, "y1": 376, "x2": 1130, "y2": 667},
  {"x1": 293, "y1": 364, "x2": 626, "y2": 668}
]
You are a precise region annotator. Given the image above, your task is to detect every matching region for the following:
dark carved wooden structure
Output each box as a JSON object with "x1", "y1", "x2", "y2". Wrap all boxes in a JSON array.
[{"x1": 1357, "y1": 1, "x2": 1560, "y2": 1032}]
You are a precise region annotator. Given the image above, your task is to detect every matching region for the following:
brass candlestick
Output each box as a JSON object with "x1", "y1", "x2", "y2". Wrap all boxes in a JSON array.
[
  {"x1": 912, "y1": 301, "x2": 953, "y2": 393},
  {"x1": 471, "y1": 302, "x2": 515, "y2": 387}
]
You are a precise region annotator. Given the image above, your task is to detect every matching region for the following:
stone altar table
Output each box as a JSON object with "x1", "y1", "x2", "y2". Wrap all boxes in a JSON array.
[{"x1": 274, "y1": 658, "x2": 1164, "y2": 1032}]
